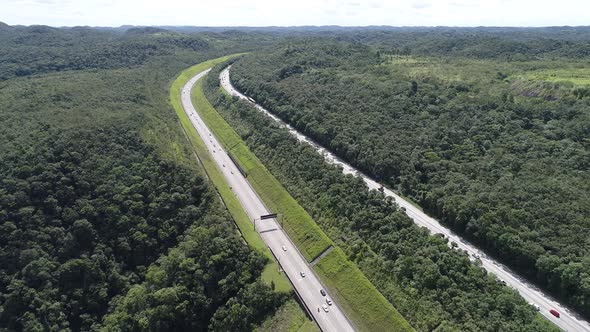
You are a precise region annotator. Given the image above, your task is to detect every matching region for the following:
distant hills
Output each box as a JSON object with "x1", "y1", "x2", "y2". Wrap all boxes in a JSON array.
[{"x1": 2, "y1": 20, "x2": 590, "y2": 35}]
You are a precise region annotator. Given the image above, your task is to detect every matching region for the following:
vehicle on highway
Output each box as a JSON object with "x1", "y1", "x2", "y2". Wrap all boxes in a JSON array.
[
  {"x1": 281, "y1": 245, "x2": 287, "y2": 251},
  {"x1": 300, "y1": 271, "x2": 305, "y2": 278},
  {"x1": 472, "y1": 253, "x2": 481, "y2": 259},
  {"x1": 320, "y1": 289, "x2": 326, "y2": 296},
  {"x1": 322, "y1": 304, "x2": 329, "y2": 313},
  {"x1": 531, "y1": 303, "x2": 540, "y2": 311},
  {"x1": 326, "y1": 298, "x2": 332, "y2": 305},
  {"x1": 401, "y1": 206, "x2": 406, "y2": 211},
  {"x1": 221, "y1": 64, "x2": 590, "y2": 332},
  {"x1": 550, "y1": 309, "x2": 560, "y2": 318}
]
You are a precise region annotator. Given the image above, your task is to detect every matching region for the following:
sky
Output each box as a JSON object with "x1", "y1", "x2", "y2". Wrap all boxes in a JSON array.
[{"x1": 1, "y1": 0, "x2": 589, "y2": 27}]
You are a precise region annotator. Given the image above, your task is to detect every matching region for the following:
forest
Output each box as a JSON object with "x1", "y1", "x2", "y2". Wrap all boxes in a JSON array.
[
  {"x1": 204, "y1": 63, "x2": 558, "y2": 331},
  {"x1": 229, "y1": 35, "x2": 590, "y2": 318},
  {"x1": 1, "y1": 21, "x2": 589, "y2": 331},
  {"x1": 0, "y1": 24, "x2": 287, "y2": 331}
]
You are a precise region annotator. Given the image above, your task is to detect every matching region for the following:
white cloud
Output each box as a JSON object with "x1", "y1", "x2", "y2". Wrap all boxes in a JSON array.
[
  {"x1": 412, "y1": 1, "x2": 432, "y2": 9},
  {"x1": 0, "y1": 0, "x2": 588, "y2": 27}
]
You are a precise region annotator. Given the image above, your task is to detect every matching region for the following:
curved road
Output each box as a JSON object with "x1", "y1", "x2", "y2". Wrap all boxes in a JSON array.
[
  {"x1": 182, "y1": 69, "x2": 355, "y2": 332},
  {"x1": 220, "y1": 65, "x2": 590, "y2": 332}
]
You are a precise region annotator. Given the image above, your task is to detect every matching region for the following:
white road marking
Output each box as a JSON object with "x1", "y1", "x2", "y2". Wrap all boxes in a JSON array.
[
  {"x1": 182, "y1": 69, "x2": 355, "y2": 332},
  {"x1": 220, "y1": 65, "x2": 590, "y2": 332}
]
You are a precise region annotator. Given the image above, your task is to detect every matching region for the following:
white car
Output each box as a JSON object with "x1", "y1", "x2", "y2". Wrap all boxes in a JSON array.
[
  {"x1": 300, "y1": 271, "x2": 305, "y2": 278},
  {"x1": 282, "y1": 246, "x2": 287, "y2": 251},
  {"x1": 322, "y1": 304, "x2": 329, "y2": 313},
  {"x1": 326, "y1": 298, "x2": 332, "y2": 306}
]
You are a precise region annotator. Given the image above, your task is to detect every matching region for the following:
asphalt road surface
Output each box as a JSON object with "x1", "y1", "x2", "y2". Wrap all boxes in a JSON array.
[
  {"x1": 182, "y1": 69, "x2": 355, "y2": 332},
  {"x1": 220, "y1": 66, "x2": 590, "y2": 332}
]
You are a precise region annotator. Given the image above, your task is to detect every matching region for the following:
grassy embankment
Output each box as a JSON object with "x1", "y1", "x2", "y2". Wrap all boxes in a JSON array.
[
  {"x1": 191, "y1": 80, "x2": 332, "y2": 262},
  {"x1": 521, "y1": 67, "x2": 590, "y2": 86},
  {"x1": 169, "y1": 55, "x2": 291, "y2": 293},
  {"x1": 191, "y1": 71, "x2": 415, "y2": 332},
  {"x1": 255, "y1": 299, "x2": 319, "y2": 332}
]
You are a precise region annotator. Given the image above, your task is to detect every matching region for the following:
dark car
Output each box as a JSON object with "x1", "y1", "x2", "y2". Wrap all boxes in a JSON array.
[
  {"x1": 320, "y1": 289, "x2": 326, "y2": 296},
  {"x1": 550, "y1": 309, "x2": 560, "y2": 318}
]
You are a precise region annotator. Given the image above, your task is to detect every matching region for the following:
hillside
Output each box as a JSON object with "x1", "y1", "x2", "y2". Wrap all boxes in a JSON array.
[
  {"x1": 230, "y1": 35, "x2": 590, "y2": 319},
  {"x1": 0, "y1": 25, "x2": 287, "y2": 331}
]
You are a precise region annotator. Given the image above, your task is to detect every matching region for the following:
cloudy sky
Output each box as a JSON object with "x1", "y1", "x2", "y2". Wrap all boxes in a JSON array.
[{"x1": 1, "y1": 0, "x2": 589, "y2": 27}]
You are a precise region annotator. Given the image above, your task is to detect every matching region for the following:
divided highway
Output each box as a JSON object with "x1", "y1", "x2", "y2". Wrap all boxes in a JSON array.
[
  {"x1": 220, "y1": 65, "x2": 590, "y2": 332},
  {"x1": 181, "y1": 69, "x2": 355, "y2": 332}
]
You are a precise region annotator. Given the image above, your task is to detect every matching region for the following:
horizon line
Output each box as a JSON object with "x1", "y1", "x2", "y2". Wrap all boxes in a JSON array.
[{"x1": 2, "y1": 22, "x2": 590, "y2": 29}]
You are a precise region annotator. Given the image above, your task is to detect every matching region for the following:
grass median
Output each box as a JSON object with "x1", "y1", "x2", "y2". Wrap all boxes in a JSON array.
[
  {"x1": 191, "y1": 78, "x2": 332, "y2": 262},
  {"x1": 193, "y1": 67, "x2": 415, "y2": 332},
  {"x1": 314, "y1": 248, "x2": 414, "y2": 332},
  {"x1": 169, "y1": 54, "x2": 290, "y2": 293}
]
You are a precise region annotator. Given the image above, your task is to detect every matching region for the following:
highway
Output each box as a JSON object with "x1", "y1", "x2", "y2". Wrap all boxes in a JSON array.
[
  {"x1": 181, "y1": 69, "x2": 355, "y2": 332},
  {"x1": 220, "y1": 65, "x2": 590, "y2": 332}
]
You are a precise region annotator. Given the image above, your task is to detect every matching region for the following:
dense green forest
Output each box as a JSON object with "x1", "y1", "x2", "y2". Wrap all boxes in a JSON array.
[
  {"x1": 204, "y1": 63, "x2": 557, "y2": 331},
  {"x1": 0, "y1": 24, "x2": 286, "y2": 331},
  {"x1": 230, "y1": 37, "x2": 590, "y2": 318},
  {"x1": 2, "y1": 21, "x2": 589, "y2": 331}
]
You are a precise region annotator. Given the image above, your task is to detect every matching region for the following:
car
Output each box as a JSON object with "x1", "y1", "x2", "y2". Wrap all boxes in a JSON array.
[
  {"x1": 282, "y1": 246, "x2": 287, "y2": 251},
  {"x1": 300, "y1": 271, "x2": 305, "y2": 278},
  {"x1": 532, "y1": 304, "x2": 540, "y2": 311},
  {"x1": 472, "y1": 253, "x2": 481, "y2": 259},
  {"x1": 550, "y1": 309, "x2": 560, "y2": 318},
  {"x1": 499, "y1": 279, "x2": 507, "y2": 286},
  {"x1": 322, "y1": 304, "x2": 329, "y2": 313},
  {"x1": 326, "y1": 298, "x2": 332, "y2": 306},
  {"x1": 401, "y1": 206, "x2": 406, "y2": 211},
  {"x1": 320, "y1": 289, "x2": 326, "y2": 296}
]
